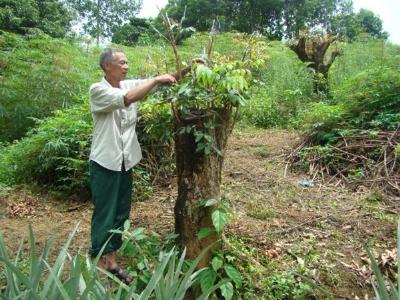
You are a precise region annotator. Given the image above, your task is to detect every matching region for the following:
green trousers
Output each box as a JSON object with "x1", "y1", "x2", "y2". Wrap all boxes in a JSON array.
[{"x1": 89, "y1": 160, "x2": 132, "y2": 257}]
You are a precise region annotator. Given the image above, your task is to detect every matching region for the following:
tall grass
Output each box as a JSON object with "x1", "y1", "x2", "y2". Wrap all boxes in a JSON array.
[
  {"x1": 329, "y1": 35, "x2": 400, "y2": 93},
  {"x1": 0, "y1": 31, "x2": 101, "y2": 141},
  {"x1": 240, "y1": 41, "x2": 314, "y2": 128}
]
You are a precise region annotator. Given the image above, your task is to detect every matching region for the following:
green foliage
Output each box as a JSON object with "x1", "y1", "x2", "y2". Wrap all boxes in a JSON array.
[
  {"x1": 330, "y1": 7, "x2": 389, "y2": 41},
  {"x1": 0, "y1": 100, "x2": 173, "y2": 195},
  {"x1": 0, "y1": 104, "x2": 91, "y2": 193},
  {"x1": 198, "y1": 198, "x2": 233, "y2": 237},
  {"x1": 161, "y1": 0, "x2": 228, "y2": 32},
  {"x1": 199, "y1": 252, "x2": 243, "y2": 300},
  {"x1": 299, "y1": 65, "x2": 400, "y2": 146},
  {"x1": 162, "y1": 0, "x2": 362, "y2": 40},
  {"x1": 0, "y1": 31, "x2": 100, "y2": 141},
  {"x1": 195, "y1": 199, "x2": 241, "y2": 300},
  {"x1": 150, "y1": 32, "x2": 268, "y2": 155},
  {"x1": 329, "y1": 38, "x2": 398, "y2": 91},
  {"x1": 111, "y1": 17, "x2": 160, "y2": 46},
  {"x1": 356, "y1": 9, "x2": 389, "y2": 40},
  {"x1": 0, "y1": 224, "x2": 113, "y2": 299},
  {"x1": 265, "y1": 272, "x2": 312, "y2": 300},
  {"x1": 366, "y1": 220, "x2": 400, "y2": 299},
  {"x1": 110, "y1": 221, "x2": 227, "y2": 299},
  {"x1": 0, "y1": 0, "x2": 73, "y2": 38}
]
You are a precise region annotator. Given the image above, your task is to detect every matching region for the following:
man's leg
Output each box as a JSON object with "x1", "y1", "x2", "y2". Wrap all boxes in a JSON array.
[
  {"x1": 110, "y1": 165, "x2": 133, "y2": 251},
  {"x1": 89, "y1": 160, "x2": 121, "y2": 258}
]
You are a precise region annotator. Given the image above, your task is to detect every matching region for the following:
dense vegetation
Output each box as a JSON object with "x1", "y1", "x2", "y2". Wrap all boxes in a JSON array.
[{"x1": 0, "y1": 30, "x2": 398, "y2": 196}]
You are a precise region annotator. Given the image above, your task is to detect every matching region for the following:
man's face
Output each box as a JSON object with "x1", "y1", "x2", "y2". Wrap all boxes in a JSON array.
[{"x1": 104, "y1": 52, "x2": 128, "y2": 82}]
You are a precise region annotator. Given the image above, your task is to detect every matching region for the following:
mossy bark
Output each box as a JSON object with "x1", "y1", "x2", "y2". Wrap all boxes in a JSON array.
[{"x1": 174, "y1": 108, "x2": 232, "y2": 268}]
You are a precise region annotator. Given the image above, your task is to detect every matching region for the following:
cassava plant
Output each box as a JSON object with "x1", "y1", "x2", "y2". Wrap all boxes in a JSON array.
[{"x1": 154, "y1": 12, "x2": 268, "y2": 270}]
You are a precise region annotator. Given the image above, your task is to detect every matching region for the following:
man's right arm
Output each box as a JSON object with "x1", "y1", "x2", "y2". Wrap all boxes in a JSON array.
[{"x1": 123, "y1": 74, "x2": 177, "y2": 106}]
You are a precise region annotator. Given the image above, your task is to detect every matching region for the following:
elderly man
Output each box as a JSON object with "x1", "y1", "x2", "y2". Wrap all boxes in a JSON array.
[{"x1": 89, "y1": 48, "x2": 193, "y2": 283}]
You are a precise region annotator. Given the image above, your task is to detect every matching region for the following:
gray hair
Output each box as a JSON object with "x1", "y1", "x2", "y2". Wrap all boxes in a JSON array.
[{"x1": 99, "y1": 48, "x2": 125, "y2": 71}]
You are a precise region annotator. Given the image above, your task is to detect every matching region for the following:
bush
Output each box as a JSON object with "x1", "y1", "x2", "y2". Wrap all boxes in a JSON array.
[
  {"x1": 0, "y1": 103, "x2": 92, "y2": 193},
  {"x1": 301, "y1": 66, "x2": 400, "y2": 144}
]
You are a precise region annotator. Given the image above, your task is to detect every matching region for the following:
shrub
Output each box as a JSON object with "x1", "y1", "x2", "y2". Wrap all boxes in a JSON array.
[
  {"x1": 0, "y1": 103, "x2": 92, "y2": 193},
  {"x1": 301, "y1": 66, "x2": 400, "y2": 143}
]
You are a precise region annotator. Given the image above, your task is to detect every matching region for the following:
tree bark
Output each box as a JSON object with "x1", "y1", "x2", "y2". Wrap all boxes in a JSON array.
[
  {"x1": 289, "y1": 33, "x2": 341, "y2": 94},
  {"x1": 174, "y1": 108, "x2": 232, "y2": 268}
]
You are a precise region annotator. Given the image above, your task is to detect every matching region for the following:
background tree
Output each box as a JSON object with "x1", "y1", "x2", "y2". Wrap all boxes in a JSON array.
[
  {"x1": 330, "y1": 7, "x2": 389, "y2": 41},
  {"x1": 356, "y1": 8, "x2": 389, "y2": 39},
  {"x1": 160, "y1": 0, "x2": 228, "y2": 32},
  {"x1": 111, "y1": 17, "x2": 157, "y2": 46},
  {"x1": 289, "y1": 31, "x2": 341, "y2": 94},
  {"x1": 0, "y1": 0, "x2": 73, "y2": 38},
  {"x1": 225, "y1": 0, "x2": 283, "y2": 39},
  {"x1": 161, "y1": 0, "x2": 364, "y2": 40},
  {"x1": 67, "y1": 0, "x2": 142, "y2": 45}
]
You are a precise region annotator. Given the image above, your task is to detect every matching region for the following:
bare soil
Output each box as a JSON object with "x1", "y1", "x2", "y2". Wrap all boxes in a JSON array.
[{"x1": 0, "y1": 128, "x2": 397, "y2": 299}]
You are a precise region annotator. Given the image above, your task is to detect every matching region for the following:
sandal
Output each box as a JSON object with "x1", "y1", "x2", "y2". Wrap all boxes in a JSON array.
[{"x1": 109, "y1": 266, "x2": 133, "y2": 284}]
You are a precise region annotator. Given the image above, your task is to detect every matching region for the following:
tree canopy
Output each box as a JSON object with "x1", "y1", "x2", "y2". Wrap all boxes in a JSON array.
[
  {"x1": 111, "y1": 17, "x2": 157, "y2": 46},
  {"x1": 159, "y1": 0, "x2": 388, "y2": 41},
  {"x1": 0, "y1": 0, "x2": 73, "y2": 38}
]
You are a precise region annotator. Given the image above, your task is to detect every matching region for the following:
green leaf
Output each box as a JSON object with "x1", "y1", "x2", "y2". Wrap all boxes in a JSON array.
[
  {"x1": 123, "y1": 220, "x2": 130, "y2": 231},
  {"x1": 199, "y1": 269, "x2": 217, "y2": 293},
  {"x1": 204, "y1": 199, "x2": 218, "y2": 207},
  {"x1": 366, "y1": 246, "x2": 390, "y2": 300},
  {"x1": 212, "y1": 208, "x2": 229, "y2": 232},
  {"x1": 195, "y1": 132, "x2": 204, "y2": 143},
  {"x1": 197, "y1": 227, "x2": 214, "y2": 240},
  {"x1": 211, "y1": 256, "x2": 224, "y2": 272},
  {"x1": 220, "y1": 281, "x2": 234, "y2": 300},
  {"x1": 204, "y1": 146, "x2": 211, "y2": 155},
  {"x1": 223, "y1": 264, "x2": 242, "y2": 288}
]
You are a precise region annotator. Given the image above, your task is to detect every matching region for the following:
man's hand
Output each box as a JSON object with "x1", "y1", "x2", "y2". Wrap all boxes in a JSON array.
[
  {"x1": 191, "y1": 58, "x2": 207, "y2": 66},
  {"x1": 154, "y1": 74, "x2": 177, "y2": 85}
]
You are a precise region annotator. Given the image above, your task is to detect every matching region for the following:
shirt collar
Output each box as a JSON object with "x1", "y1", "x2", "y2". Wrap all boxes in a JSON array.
[{"x1": 101, "y1": 77, "x2": 113, "y2": 87}]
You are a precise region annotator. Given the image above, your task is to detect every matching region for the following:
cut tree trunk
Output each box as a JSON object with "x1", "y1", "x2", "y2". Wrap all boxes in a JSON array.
[
  {"x1": 289, "y1": 33, "x2": 341, "y2": 95},
  {"x1": 174, "y1": 107, "x2": 233, "y2": 268}
]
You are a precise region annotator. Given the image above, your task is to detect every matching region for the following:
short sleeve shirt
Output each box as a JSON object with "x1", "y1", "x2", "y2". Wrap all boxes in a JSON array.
[{"x1": 89, "y1": 77, "x2": 146, "y2": 171}]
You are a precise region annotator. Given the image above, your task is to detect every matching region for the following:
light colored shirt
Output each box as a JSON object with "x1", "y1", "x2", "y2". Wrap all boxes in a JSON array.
[{"x1": 89, "y1": 77, "x2": 146, "y2": 171}]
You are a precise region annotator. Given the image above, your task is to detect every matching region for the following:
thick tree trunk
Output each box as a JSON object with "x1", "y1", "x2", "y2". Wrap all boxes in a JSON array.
[
  {"x1": 289, "y1": 33, "x2": 340, "y2": 95},
  {"x1": 174, "y1": 108, "x2": 232, "y2": 268}
]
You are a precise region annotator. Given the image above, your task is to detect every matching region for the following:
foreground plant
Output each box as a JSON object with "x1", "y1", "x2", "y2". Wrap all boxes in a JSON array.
[
  {"x1": 0, "y1": 224, "x2": 111, "y2": 299},
  {"x1": 0, "y1": 224, "x2": 224, "y2": 299},
  {"x1": 366, "y1": 221, "x2": 400, "y2": 299}
]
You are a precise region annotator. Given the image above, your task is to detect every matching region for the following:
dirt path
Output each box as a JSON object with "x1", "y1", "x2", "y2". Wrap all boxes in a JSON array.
[{"x1": 0, "y1": 128, "x2": 397, "y2": 299}]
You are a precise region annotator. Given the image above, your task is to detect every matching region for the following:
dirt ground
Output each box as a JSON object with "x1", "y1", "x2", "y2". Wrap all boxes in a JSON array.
[{"x1": 0, "y1": 128, "x2": 398, "y2": 299}]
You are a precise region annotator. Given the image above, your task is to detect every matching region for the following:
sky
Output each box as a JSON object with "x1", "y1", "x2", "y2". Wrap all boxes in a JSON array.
[{"x1": 138, "y1": 0, "x2": 400, "y2": 44}]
